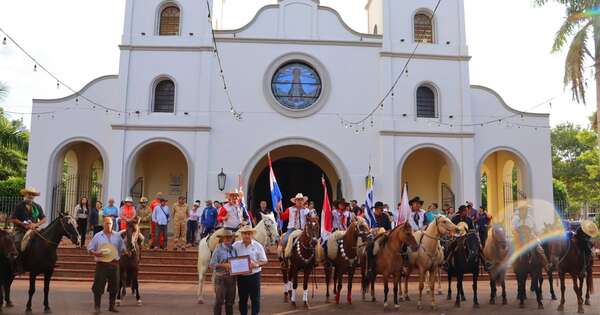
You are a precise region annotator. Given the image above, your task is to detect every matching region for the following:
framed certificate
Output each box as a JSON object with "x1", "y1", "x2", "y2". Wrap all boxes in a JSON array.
[{"x1": 229, "y1": 255, "x2": 251, "y2": 276}]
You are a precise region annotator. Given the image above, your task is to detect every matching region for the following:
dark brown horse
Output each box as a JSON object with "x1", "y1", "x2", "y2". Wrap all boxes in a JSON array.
[
  {"x1": 280, "y1": 214, "x2": 320, "y2": 308},
  {"x1": 362, "y1": 223, "x2": 419, "y2": 310},
  {"x1": 0, "y1": 228, "x2": 17, "y2": 312},
  {"x1": 512, "y1": 227, "x2": 545, "y2": 309},
  {"x1": 325, "y1": 216, "x2": 370, "y2": 305},
  {"x1": 549, "y1": 233, "x2": 594, "y2": 313},
  {"x1": 116, "y1": 219, "x2": 142, "y2": 306},
  {"x1": 19, "y1": 213, "x2": 80, "y2": 313},
  {"x1": 445, "y1": 230, "x2": 483, "y2": 308}
]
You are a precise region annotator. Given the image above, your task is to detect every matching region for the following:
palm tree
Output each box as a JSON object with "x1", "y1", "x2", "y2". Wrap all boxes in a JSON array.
[
  {"x1": 0, "y1": 82, "x2": 28, "y2": 179},
  {"x1": 534, "y1": 0, "x2": 600, "y2": 141}
]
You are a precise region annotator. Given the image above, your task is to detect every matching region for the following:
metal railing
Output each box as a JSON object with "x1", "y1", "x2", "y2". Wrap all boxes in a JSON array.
[
  {"x1": 0, "y1": 195, "x2": 22, "y2": 228},
  {"x1": 554, "y1": 200, "x2": 600, "y2": 220}
]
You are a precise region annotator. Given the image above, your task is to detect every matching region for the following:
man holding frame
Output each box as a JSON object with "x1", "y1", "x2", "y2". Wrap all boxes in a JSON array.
[{"x1": 233, "y1": 226, "x2": 268, "y2": 315}]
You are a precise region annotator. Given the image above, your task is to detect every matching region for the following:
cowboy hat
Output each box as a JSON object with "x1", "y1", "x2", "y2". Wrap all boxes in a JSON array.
[
  {"x1": 20, "y1": 187, "x2": 40, "y2": 197},
  {"x1": 217, "y1": 229, "x2": 235, "y2": 238},
  {"x1": 290, "y1": 193, "x2": 308, "y2": 203},
  {"x1": 409, "y1": 196, "x2": 424, "y2": 205},
  {"x1": 238, "y1": 225, "x2": 256, "y2": 234},
  {"x1": 225, "y1": 190, "x2": 244, "y2": 198},
  {"x1": 124, "y1": 196, "x2": 134, "y2": 203},
  {"x1": 98, "y1": 243, "x2": 118, "y2": 263},
  {"x1": 581, "y1": 220, "x2": 599, "y2": 238},
  {"x1": 374, "y1": 201, "x2": 384, "y2": 209}
]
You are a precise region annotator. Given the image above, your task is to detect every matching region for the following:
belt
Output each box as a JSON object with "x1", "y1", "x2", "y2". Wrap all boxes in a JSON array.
[{"x1": 97, "y1": 261, "x2": 119, "y2": 267}]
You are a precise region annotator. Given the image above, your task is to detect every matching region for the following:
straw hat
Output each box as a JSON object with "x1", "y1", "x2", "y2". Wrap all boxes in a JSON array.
[
  {"x1": 225, "y1": 190, "x2": 243, "y2": 198},
  {"x1": 238, "y1": 225, "x2": 256, "y2": 234},
  {"x1": 98, "y1": 243, "x2": 118, "y2": 263},
  {"x1": 20, "y1": 187, "x2": 40, "y2": 197},
  {"x1": 581, "y1": 220, "x2": 599, "y2": 238},
  {"x1": 290, "y1": 193, "x2": 308, "y2": 203}
]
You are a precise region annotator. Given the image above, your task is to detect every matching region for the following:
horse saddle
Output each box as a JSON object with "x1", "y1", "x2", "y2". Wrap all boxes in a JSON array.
[
  {"x1": 283, "y1": 230, "x2": 303, "y2": 259},
  {"x1": 21, "y1": 230, "x2": 35, "y2": 252}
]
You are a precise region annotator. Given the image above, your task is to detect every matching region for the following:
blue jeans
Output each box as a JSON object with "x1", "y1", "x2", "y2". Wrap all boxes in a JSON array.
[{"x1": 282, "y1": 228, "x2": 296, "y2": 247}]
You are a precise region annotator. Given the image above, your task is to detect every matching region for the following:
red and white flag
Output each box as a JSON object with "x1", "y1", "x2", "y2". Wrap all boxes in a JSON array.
[{"x1": 320, "y1": 176, "x2": 333, "y2": 237}]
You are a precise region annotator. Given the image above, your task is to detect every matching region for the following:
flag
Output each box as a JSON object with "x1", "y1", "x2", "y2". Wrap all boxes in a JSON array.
[
  {"x1": 397, "y1": 183, "x2": 411, "y2": 225},
  {"x1": 320, "y1": 176, "x2": 333, "y2": 238},
  {"x1": 238, "y1": 175, "x2": 252, "y2": 226},
  {"x1": 364, "y1": 170, "x2": 376, "y2": 228},
  {"x1": 268, "y1": 153, "x2": 283, "y2": 229}
]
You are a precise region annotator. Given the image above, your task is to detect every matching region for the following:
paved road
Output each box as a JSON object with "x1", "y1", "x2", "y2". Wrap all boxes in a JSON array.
[{"x1": 1, "y1": 279, "x2": 599, "y2": 315}]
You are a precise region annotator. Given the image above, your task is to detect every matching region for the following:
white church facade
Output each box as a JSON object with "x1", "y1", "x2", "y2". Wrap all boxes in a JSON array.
[{"x1": 26, "y1": 0, "x2": 554, "y2": 230}]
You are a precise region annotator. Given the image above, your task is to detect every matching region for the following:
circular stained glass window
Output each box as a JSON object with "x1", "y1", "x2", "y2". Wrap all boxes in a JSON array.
[{"x1": 271, "y1": 62, "x2": 322, "y2": 110}]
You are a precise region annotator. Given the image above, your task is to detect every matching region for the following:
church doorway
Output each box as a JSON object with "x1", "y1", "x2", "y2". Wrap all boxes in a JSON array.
[{"x1": 247, "y1": 145, "x2": 339, "y2": 215}]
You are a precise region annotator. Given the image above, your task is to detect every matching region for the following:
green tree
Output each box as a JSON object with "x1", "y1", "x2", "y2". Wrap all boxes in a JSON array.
[
  {"x1": 0, "y1": 82, "x2": 29, "y2": 181},
  {"x1": 534, "y1": 0, "x2": 600, "y2": 143},
  {"x1": 551, "y1": 123, "x2": 600, "y2": 208}
]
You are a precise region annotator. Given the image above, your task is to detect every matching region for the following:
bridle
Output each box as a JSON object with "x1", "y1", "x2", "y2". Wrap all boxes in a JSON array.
[
  {"x1": 295, "y1": 218, "x2": 319, "y2": 264},
  {"x1": 34, "y1": 215, "x2": 79, "y2": 247}
]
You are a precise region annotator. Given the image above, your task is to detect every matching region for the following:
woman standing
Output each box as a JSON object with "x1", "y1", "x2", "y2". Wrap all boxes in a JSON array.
[
  {"x1": 88, "y1": 200, "x2": 104, "y2": 236},
  {"x1": 74, "y1": 196, "x2": 90, "y2": 247}
]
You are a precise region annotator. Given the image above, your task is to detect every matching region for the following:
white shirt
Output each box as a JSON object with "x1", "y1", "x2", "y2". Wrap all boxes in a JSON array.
[
  {"x1": 222, "y1": 203, "x2": 243, "y2": 229},
  {"x1": 232, "y1": 240, "x2": 267, "y2": 274},
  {"x1": 408, "y1": 210, "x2": 426, "y2": 231},
  {"x1": 287, "y1": 207, "x2": 310, "y2": 230}
]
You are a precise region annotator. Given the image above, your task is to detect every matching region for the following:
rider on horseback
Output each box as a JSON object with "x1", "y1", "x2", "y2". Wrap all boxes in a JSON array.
[
  {"x1": 280, "y1": 193, "x2": 310, "y2": 249},
  {"x1": 511, "y1": 202, "x2": 549, "y2": 268},
  {"x1": 571, "y1": 220, "x2": 599, "y2": 275},
  {"x1": 10, "y1": 187, "x2": 46, "y2": 264},
  {"x1": 217, "y1": 190, "x2": 248, "y2": 232}
]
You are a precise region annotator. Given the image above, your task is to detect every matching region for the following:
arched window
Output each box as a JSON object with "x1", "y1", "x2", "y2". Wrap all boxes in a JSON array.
[
  {"x1": 416, "y1": 85, "x2": 436, "y2": 118},
  {"x1": 159, "y1": 5, "x2": 181, "y2": 36},
  {"x1": 153, "y1": 79, "x2": 175, "y2": 113},
  {"x1": 414, "y1": 13, "x2": 433, "y2": 43}
]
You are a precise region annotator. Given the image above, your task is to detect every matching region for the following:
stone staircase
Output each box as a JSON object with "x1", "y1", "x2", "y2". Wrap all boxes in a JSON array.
[{"x1": 17, "y1": 246, "x2": 600, "y2": 284}]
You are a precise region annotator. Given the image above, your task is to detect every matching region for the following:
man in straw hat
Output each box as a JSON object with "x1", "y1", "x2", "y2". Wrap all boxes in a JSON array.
[
  {"x1": 573, "y1": 220, "x2": 599, "y2": 273},
  {"x1": 233, "y1": 225, "x2": 267, "y2": 315},
  {"x1": 209, "y1": 229, "x2": 238, "y2": 315},
  {"x1": 88, "y1": 216, "x2": 125, "y2": 314},
  {"x1": 280, "y1": 193, "x2": 310, "y2": 248},
  {"x1": 217, "y1": 190, "x2": 248, "y2": 232},
  {"x1": 11, "y1": 187, "x2": 46, "y2": 256}
]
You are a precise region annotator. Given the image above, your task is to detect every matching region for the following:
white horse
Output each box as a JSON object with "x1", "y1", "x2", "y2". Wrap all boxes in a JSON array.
[{"x1": 196, "y1": 213, "x2": 279, "y2": 304}]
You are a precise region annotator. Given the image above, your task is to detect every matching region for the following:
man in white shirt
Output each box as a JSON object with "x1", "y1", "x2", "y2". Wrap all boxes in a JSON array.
[
  {"x1": 233, "y1": 226, "x2": 267, "y2": 315},
  {"x1": 407, "y1": 196, "x2": 427, "y2": 232},
  {"x1": 282, "y1": 193, "x2": 310, "y2": 247},
  {"x1": 218, "y1": 191, "x2": 248, "y2": 231}
]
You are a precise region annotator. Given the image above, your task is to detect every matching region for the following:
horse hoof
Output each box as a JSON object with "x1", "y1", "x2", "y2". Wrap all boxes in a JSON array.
[
  {"x1": 461, "y1": 296, "x2": 466, "y2": 302},
  {"x1": 538, "y1": 303, "x2": 544, "y2": 310},
  {"x1": 291, "y1": 302, "x2": 296, "y2": 308},
  {"x1": 584, "y1": 299, "x2": 590, "y2": 306},
  {"x1": 394, "y1": 304, "x2": 400, "y2": 309},
  {"x1": 371, "y1": 297, "x2": 376, "y2": 303},
  {"x1": 557, "y1": 304, "x2": 564, "y2": 311},
  {"x1": 447, "y1": 295, "x2": 452, "y2": 301},
  {"x1": 398, "y1": 296, "x2": 404, "y2": 302},
  {"x1": 115, "y1": 300, "x2": 121, "y2": 306},
  {"x1": 416, "y1": 303, "x2": 422, "y2": 310},
  {"x1": 44, "y1": 308, "x2": 52, "y2": 314},
  {"x1": 137, "y1": 300, "x2": 142, "y2": 306},
  {"x1": 578, "y1": 306, "x2": 584, "y2": 314},
  {"x1": 5, "y1": 302, "x2": 13, "y2": 308},
  {"x1": 502, "y1": 299, "x2": 507, "y2": 305},
  {"x1": 490, "y1": 298, "x2": 496, "y2": 305},
  {"x1": 454, "y1": 301, "x2": 460, "y2": 308},
  {"x1": 552, "y1": 295, "x2": 557, "y2": 301},
  {"x1": 383, "y1": 302, "x2": 388, "y2": 308},
  {"x1": 474, "y1": 303, "x2": 480, "y2": 309},
  {"x1": 303, "y1": 302, "x2": 309, "y2": 309},
  {"x1": 404, "y1": 296, "x2": 410, "y2": 301},
  {"x1": 197, "y1": 299, "x2": 204, "y2": 305}
]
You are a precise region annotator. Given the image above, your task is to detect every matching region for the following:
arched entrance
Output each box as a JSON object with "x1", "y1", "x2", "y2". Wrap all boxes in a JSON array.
[
  {"x1": 479, "y1": 149, "x2": 529, "y2": 232},
  {"x1": 129, "y1": 141, "x2": 189, "y2": 204},
  {"x1": 247, "y1": 145, "x2": 338, "y2": 215},
  {"x1": 50, "y1": 141, "x2": 105, "y2": 219},
  {"x1": 401, "y1": 147, "x2": 457, "y2": 209}
]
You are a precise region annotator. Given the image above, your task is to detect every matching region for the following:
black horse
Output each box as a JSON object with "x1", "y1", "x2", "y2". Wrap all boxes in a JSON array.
[
  {"x1": 18, "y1": 213, "x2": 80, "y2": 313},
  {"x1": 0, "y1": 229, "x2": 17, "y2": 312},
  {"x1": 445, "y1": 230, "x2": 483, "y2": 308}
]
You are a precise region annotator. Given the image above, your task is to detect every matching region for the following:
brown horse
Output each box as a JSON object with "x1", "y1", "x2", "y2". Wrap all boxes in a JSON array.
[
  {"x1": 325, "y1": 216, "x2": 370, "y2": 305},
  {"x1": 512, "y1": 227, "x2": 545, "y2": 309},
  {"x1": 0, "y1": 229, "x2": 17, "y2": 312},
  {"x1": 363, "y1": 222, "x2": 419, "y2": 309},
  {"x1": 550, "y1": 232, "x2": 594, "y2": 313},
  {"x1": 116, "y1": 219, "x2": 142, "y2": 306},
  {"x1": 483, "y1": 225, "x2": 509, "y2": 305},
  {"x1": 19, "y1": 213, "x2": 80, "y2": 313},
  {"x1": 279, "y1": 214, "x2": 320, "y2": 308}
]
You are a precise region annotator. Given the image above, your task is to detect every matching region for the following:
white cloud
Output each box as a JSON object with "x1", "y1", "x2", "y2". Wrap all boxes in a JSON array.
[{"x1": 0, "y1": 0, "x2": 594, "y2": 128}]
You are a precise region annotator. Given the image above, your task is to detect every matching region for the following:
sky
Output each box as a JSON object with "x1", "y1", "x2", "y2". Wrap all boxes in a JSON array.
[{"x1": 0, "y1": 0, "x2": 596, "y2": 128}]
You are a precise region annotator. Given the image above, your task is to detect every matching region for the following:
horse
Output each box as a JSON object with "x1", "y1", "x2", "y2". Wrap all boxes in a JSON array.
[
  {"x1": 18, "y1": 212, "x2": 80, "y2": 313},
  {"x1": 279, "y1": 214, "x2": 320, "y2": 308},
  {"x1": 512, "y1": 226, "x2": 545, "y2": 309},
  {"x1": 362, "y1": 222, "x2": 419, "y2": 309},
  {"x1": 404, "y1": 215, "x2": 460, "y2": 310},
  {"x1": 483, "y1": 225, "x2": 509, "y2": 305},
  {"x1": 324, "y1": 216, "x2": 370, "y2": 305},
  {"x1": 0, "y1": 229, "x2": 17, "y2": 312},
  {"x1": 445, "y1": 229, "x2": 483, "y2": 308},
  {"x1": 550, "y1": 232, "x2": 594, "y2": 313},
  {"x1": 253, "y1": 212, "x2": 279, "y2": 254},
  {"x1": 116, "y1": 219, "x2": 142, "y2": 307},
  {"x1": 196, "y1": 219, "x2": 274, "y2": 304}
]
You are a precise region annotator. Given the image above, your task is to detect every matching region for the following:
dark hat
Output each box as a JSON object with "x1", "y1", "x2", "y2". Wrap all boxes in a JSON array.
[
  {"x1": 374, "y1": 201, "x2": 384, "y2": 209},
  {"x1": 458, "y1": 205, "x2": 468, "y2": 213},
  {"x1": 409, "y1": 196, "x2": 424, "y2": 205},
  {"x1": 159, "y1": 197, "x2": 168, "y2": 202}
]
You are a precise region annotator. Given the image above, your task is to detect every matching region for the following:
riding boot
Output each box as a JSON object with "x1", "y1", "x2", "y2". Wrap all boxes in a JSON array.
[
  {"x1": 93, "y1": 294, "x2": 101, "y2": 314},
  {"x1": 108, "y1": 296, "x2": 119, "y2": 313}
]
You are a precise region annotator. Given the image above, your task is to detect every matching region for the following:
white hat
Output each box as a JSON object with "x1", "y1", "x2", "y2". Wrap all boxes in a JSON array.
[
  {"x1": 290, "y1": 193, "x2": 308, "y2": 203},
  {"x1": 124, "y1": 196, "x2": 134, "y2": 203}
]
